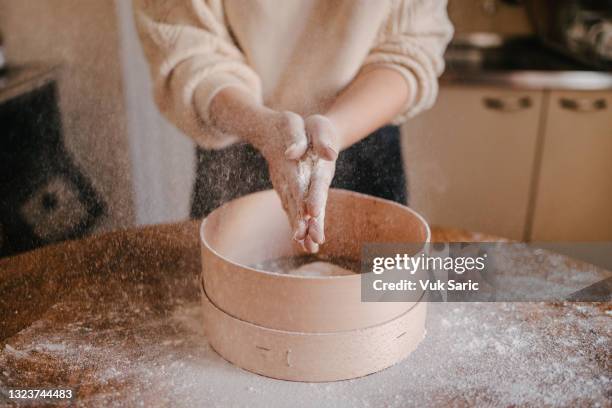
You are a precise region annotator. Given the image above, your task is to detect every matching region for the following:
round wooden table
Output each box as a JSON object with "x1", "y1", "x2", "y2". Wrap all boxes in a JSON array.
[{"x1": 0, "y1": 222, "x2": 610, "y2": 407}]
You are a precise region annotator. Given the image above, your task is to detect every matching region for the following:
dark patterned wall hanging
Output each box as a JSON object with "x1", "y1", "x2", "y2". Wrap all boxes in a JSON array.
[{"x1": 0, "y1": 66, "x2": 105, "y2": 258}]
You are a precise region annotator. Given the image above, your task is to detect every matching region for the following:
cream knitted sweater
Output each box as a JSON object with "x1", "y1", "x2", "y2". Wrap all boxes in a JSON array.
[{"x1": 134, "y1": 0, "x2": 453, "y2": 149}]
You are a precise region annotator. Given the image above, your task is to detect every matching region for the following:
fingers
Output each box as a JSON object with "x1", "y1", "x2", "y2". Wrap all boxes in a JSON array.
[
  {"x1": 285, "y1": 141, "x2": 308, "y2": 160},
  {"x1": 283, "y1": 172, "x2": 308, "y2": 241},
  {"x1": 270, "y1": 111, "x2": 310, "y2": 239},
  {"x1": 305, "y1": 160, "x2": 334, "y2": 245},
  {"x1": 294, "y1": 219, "x2": 309, "y2": 242},
  {"x1": 289, "y1": 161, "x2": 309, "y2": 241},
  {"x1": 271, "y1": 167, "x2": 305, "y2": 243},
  {"x1": 267, "y1": 112, "x2": 338, "y2": 254},
  {"x1": 282, "y1": 112, "x2": 309, "y2": 160},
  {"x1": 305, "y1": 115, "x2": 339, "y2": 161},
  {"x1": 302, "y1": 115, "x2": 337, "y2": 248},
  {"x1": 306, "y1": 160, "x2": 334, "y2": 219},
  {"x1": 303, "y1": 236, "x2": 319, "y2": 254},
  {"x1": 307, "y1": 214, "x2": 325, "y2": 245}
]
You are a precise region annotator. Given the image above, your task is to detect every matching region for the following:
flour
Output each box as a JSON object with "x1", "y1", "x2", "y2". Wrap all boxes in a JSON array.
[
  {"x1": 1, "y1": 227, "x2": 609, "y2": 407},
  {"x1": 295, "y1": 152, "x2": 316, "y2": 194},
  {"x1": 286, "y1": 261, "x2": 356, "y2": 277},
  {"x1": 252, "y1": 254, "x2": 360, "y2": 275},
  {"x1": 2, "y1": 299, "x2": 609, "y2": 407}
]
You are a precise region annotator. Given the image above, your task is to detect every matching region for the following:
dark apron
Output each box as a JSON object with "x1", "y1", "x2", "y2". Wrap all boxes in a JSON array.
[{"x1": 191, "y1": 125, "x2": 407, "y2": 218}]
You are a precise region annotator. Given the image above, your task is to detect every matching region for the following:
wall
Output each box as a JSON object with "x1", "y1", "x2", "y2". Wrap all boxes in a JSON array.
[
  {"x1": 115, "y1": 1, "x2": 196, "y2": 226},
  {"x1": 0, "y1": 0, "x2": 197, "y2": 230}
]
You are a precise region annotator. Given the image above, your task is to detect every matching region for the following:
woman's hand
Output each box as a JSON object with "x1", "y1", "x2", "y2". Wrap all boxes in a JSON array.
[
  {"x1": 255, "y1": 112, "x2": 339, "y2": 254},
  {"x1": 250, "y1": 111, "x2": 339, "y2": 254},
  {"x1": 295, "y1": 67, "x2": 412, "y2": 252},
  {"x1": 254, "y1": 110, "x2": 312, "y2": 244},
  {"x1": 206, "y1": 88, "x2": 313, "y2": 242},
  {"x1": 259, "y1": 113, "x2": 339, "y2": 253},
  {"x1": 206, "y1": 87, "x2": 341, "y2": 253},
  {"x1": 299, "y1": 114, "x2": 339, "y2": 253}
]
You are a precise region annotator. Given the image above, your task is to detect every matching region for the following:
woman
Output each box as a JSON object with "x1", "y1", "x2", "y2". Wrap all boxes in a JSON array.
[{"x1": 135, "y1": 0, "x2": 452, "y2": 253}]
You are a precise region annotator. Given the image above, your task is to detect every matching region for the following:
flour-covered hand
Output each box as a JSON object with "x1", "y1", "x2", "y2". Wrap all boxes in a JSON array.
[
  {"x1": 299, "y1": 114, "x2": 339, "y2": 253},
  {"x1": 255, "y1": 110, "x2": 310, "y2": 242}
]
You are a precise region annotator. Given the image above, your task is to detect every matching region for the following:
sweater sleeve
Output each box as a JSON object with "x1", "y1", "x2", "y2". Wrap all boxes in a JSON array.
[
  {"x1": 133, "y1": 0, "x2": 262, "y2": 149},
  {"x1": 363, "y1": 0, "x2": 453, "y2": 124}
]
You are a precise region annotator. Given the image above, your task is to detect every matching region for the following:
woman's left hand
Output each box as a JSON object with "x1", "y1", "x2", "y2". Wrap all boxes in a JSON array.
[{"x1": 296, "y1": 115, "x2": 340, "y2": 253}]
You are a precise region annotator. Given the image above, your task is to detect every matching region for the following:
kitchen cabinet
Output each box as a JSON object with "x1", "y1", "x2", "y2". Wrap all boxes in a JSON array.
[
  {"x1": 403, "y1": 86, "x2": 542, "y2": 240},
  {"x1": 530, "y1": 91, "x2": 612, "y2": 241},
  {"x1": 403, "y1": 85, "x2": 612, "y2": 242}
]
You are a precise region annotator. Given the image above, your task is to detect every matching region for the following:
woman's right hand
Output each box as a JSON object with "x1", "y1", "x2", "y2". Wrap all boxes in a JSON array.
[{"x1": 251, "y1": 110, "x2": 312, "y2": 246}]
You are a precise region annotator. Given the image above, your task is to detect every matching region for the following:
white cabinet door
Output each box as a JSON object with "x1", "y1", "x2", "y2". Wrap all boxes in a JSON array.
[
  {"x1": 531, "y1": 90, "x2": 612, "y2": 241},
  {"x1": 402, "y1": 86, "x2": 543, "y2": 240}
]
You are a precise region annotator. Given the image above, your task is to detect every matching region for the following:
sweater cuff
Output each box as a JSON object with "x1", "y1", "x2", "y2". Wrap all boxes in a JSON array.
[
  {"x1": 361, "y1": 58, "x2": 421, "y2": 126},
  {"x1": 192, "y1": 72, "x2": 262, "y2": 149},
  {"x1": 170, "y1": 59, "x2": 263, "y2": 149},
  {"x1": 195, "y1": 72, "x2": 261, "y2": 125},
  {"x1": 364, "y1": 62, "x2": 419, "y2": 125}
]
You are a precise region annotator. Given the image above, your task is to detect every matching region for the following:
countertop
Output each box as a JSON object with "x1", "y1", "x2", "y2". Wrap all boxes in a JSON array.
[
  {"x1": 0, "y1": 222, "x2": 610, "y2": 407},
  {"x1": 442, "y1": 37, "x2": 612, "y2": 90}
]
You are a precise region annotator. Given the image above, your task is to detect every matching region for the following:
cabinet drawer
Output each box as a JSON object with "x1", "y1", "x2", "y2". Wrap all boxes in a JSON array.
[
  {"x1": 403, "y1": 86, "x2": 542, "y2": 240},
  {"x1": 531, "y1": 90, "x2": 612, "y2": 241}
]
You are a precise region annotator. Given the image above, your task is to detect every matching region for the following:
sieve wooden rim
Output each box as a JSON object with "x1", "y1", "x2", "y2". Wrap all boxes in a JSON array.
[
  {"x1": 200, "y1": 277, "x2": 427, "y2": 382},
  {"x1": 200, "y1": 189, "x2": 431, "y2": 333}
]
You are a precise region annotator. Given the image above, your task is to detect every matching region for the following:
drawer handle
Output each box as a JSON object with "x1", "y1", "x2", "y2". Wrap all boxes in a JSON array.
[
  {"x1": 559, "y1": 97, "x2": 607, "y2": 112},
  {"x1": 483, "y1": 96, "x2": 532, "y2": 112}
]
